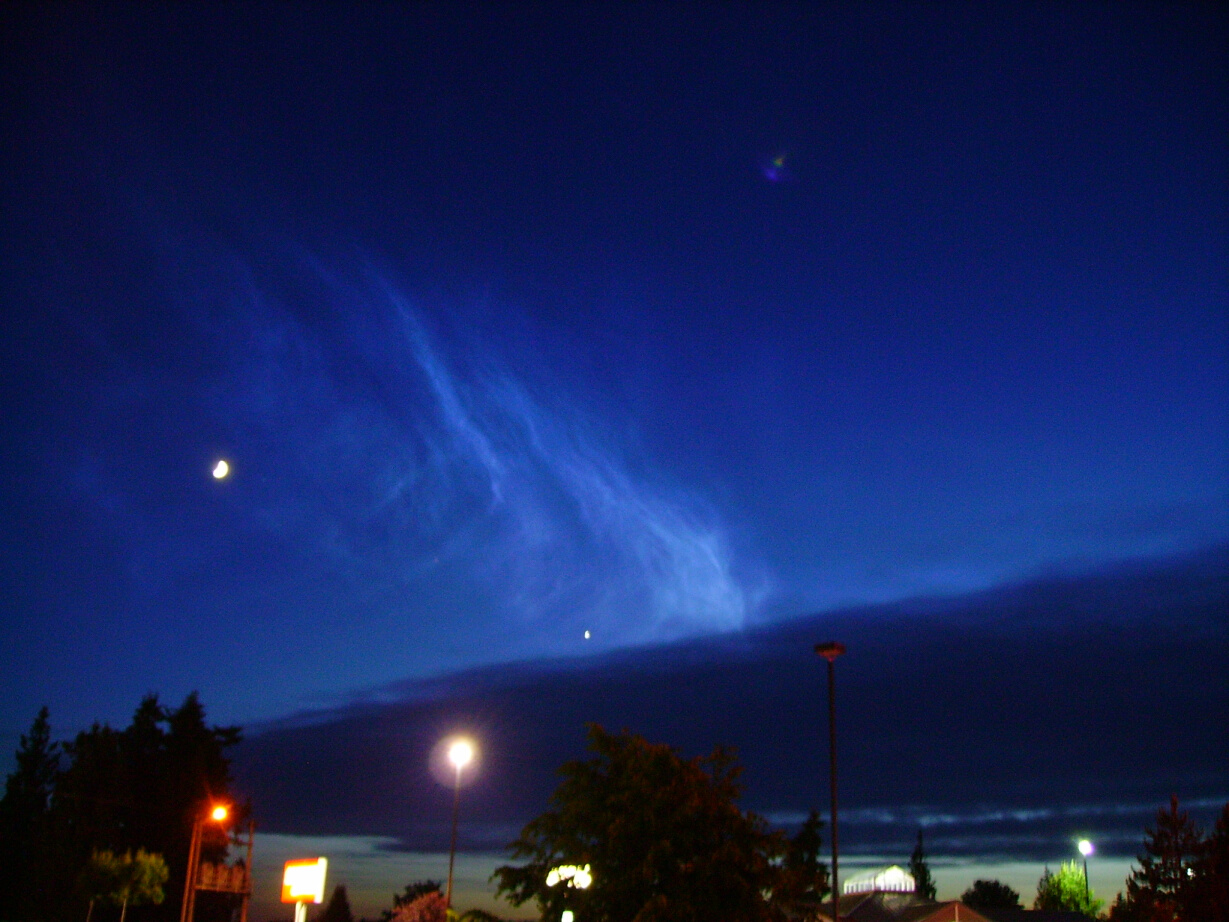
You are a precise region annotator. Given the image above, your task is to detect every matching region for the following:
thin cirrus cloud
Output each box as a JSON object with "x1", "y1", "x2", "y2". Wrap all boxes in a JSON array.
[{"x1": 211, "y1": 263, "x2": 753, "y2": 654}]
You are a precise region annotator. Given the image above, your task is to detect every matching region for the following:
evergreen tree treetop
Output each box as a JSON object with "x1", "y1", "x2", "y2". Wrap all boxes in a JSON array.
[{"x1": 909, "y1": 829, "x2": 936, "y2": 901}]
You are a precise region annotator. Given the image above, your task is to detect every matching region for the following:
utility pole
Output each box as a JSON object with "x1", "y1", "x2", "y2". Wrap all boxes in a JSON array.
[{"x1": 815, "y1": 641, "x2": 846, "y2": 922}]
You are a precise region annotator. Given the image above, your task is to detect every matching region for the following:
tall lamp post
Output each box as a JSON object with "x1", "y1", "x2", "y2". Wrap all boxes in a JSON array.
[
  {"x1": 1078, "y1": 839, "x2": 1094, "y2": 904},
  {"x1": 180, "y1": 804, "x2": 230, "y2": 922},
  {"x1": 445, "y1": 739, "x2": 474, "y2": 910},
  {"x1": 815, "y1": 641, "x2": 846, "y2": 922}
]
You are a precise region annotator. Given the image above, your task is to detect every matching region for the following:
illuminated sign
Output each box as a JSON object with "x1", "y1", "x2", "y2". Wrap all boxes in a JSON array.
[
  {"x1": 281, "y1": 858, "x2": 328, "y2": 904},
  {"x1": 546, "y1": 864, "x2": 592, "y2": 889}
]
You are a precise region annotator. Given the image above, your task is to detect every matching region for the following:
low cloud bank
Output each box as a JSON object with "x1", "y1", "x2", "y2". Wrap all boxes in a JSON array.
[{"x1": 233, "y1": 545, "x2": 1228, "y2": 864}]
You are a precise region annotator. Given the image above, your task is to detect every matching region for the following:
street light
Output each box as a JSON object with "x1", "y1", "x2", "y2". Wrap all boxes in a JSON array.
[
  {"x1": 1078, "y1": 839, "x2": 1094, "y2": 904},
  {"x1": 180, "y1": 804, "x2": 230, "y2": 922},
  {"x1": 815, "y1": 641, "x2": 846, "y2": 922},
  {"x1": 445, "y1": 739, "x2": 475, "y2": 910}
]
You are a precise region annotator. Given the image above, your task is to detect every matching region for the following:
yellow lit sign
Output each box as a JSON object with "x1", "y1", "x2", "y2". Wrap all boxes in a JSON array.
[
  {"x1": 281, "y1": 858, "x2": 328, "y2": 904},
  {"x1": 546, "y1": 864, "x2": 592, "y2": 889}
]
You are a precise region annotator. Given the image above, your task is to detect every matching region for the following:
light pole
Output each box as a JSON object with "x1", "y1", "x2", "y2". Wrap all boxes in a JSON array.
[
  {"x1": 445, "y1": 739, "x2": 474, "y2": 910},
  {"x1": 815, "y1": 641, "x2": 846, "y2": 922},
  {"x1": 1078, "y1": 839, "x2": 1093, "y2": 904},
  {"x1": 180, "y1": 804, "x2": 229, "y2": 922}
]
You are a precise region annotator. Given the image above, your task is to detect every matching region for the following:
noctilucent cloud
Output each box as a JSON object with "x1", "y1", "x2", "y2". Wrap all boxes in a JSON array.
[{"x1": 0, "y1": 1, "x2": 1226, "y2": 743}]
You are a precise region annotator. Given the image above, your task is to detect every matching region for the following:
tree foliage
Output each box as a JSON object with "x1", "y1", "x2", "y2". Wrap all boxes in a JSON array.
[
  {"x1": 1122, "y1": 795, "x2": 1203, "y2": 918},
  {"x1": 1109, "y1": 797, "x2": 1229, "y2": 922},
  {"x1": 380, "y1": 881, "x2": 444, "y2": 922},
  {"x1": 777, "y1": 810, "x2": 830, "y2": 917},
  {"x1": 909, "y1": 830, "x2": 937, "y2": 901},
  {"x1": 494, "y1": 725, "x2": 795, "y2": 922},
  {"x1": 1187, "y1": 803, "x2": 1229, "y2": 922},
  {"x1": 79, "y1": 849, "x2": 169, "y2": 922},
  {"x1": 1034, "y1": 861, "x2": 1104, "y2": 916},
  {"x1": 0, "y1": 694, "x2": 242, "y2": 922},
  {"x1": 389, "y1": 891, "x2": 447, "y2": 922},
  {"x1": 960, "y1": 879, "x2": 1021, "y2": 911}
]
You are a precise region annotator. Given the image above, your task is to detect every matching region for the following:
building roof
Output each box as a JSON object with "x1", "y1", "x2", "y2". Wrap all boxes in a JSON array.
[
  {"x1": 973, "y1": 912, "x2": 1092, "y2": 922},
  {"x1": 816, "y1": 892, "x2": 995, "y2": 922}
]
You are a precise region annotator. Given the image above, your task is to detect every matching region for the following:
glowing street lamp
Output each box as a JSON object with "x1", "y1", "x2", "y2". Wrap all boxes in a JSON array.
[
  {"x1": 180, "y1": 804, "x2": 230, "y2": 922},
  {"x1": 445, "y1": 739, "x2": 475, "y2": 910},
  {"x1": 1078, "y1": 839, "x2": 1094, "y2": 903},
  {"x1": 815, "y1": 641, "x2": 846, "y2": 922}
]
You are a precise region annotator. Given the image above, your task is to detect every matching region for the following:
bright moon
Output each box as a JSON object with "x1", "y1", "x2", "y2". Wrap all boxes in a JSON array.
[
  {"x1": 584, "y1": 630, "x2": 590, "y2": 639},
  {"x1": 212, "y1": 460, "x2": 230, "y2": 479}
]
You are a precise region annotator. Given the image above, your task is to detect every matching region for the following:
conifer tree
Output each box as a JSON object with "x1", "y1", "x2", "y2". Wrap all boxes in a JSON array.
[
  {"x1": 320, "y1": 884, "x2": 356, "y2": 922},
  {"x1": 1, "y1": 694, "x2": 242, "y2": 922},
  {"x1": 1111, "y1": 797, "x2": 1229, "y2": 922},
  {"x1": 909, "y1": 829, "x2": 936, "y2": 900},
  {"x1": 0, "y1": 707, "x2": 60, "y2": 921},
  {"x1": 779, "y1": 809, "x2": 830, "y2": 915},
  {"x1": 1122, "y1": 795, "x2": 1203, "y2": 918},
  {"x1": 1186, "y1": 803, "x2": 1229, "y2": 921}
]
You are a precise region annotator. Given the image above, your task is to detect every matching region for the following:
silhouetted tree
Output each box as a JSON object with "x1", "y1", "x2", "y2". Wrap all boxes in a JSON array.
[
  {"x1": 320, "y1": 885, "x2": 356, "y2": 922},
  {"x1": 160, "y1": 692, "x2": 243, "y2": 919},
  {"x1": 380, "y1": 882, "x2": 443, "y2": 922},
  {"x1": 778, "y1": 810, "x2": 830, "y2": 916},
  {"x1": 1035, "y1": 861, "x2": 1103, "y2": 916},
  {"x1": 909, "y1": 830, "x2": 936, "y2": 901},
  {"x1": 1110, "y1": 796, "x2": 1226, "y2": 922},
  {"x1": 0, "y1": 707, "x2": 60, "y2": 921},
  {"x1": 1186, "y1": 803, "x2": 1229, "y2": 921},
  {"x1": 1, "y1": 695, "x2": 241, "y2": 922},
  {"x1": 961, "y1": 879, "x2": 1021, "y2": 912},
  {"x1": 1125, "y1": 795, "x2": 1202, "y2": 920},
  {"x1": 389, "y1": 891, "x2": 446, "y2": 922},
  {"x1": 494, "y1": 724, "x2": 788, "y2": 921}
]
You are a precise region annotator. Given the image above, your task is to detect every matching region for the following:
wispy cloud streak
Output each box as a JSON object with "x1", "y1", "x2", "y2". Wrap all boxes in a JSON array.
[{"x1": 211, "y1": 263, "x2": 750, "y2": 657}]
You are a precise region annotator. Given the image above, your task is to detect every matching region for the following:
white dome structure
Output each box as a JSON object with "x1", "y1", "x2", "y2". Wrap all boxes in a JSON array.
[{"x1": 843, "y1": 865, "x2": 916, "y2": 894}]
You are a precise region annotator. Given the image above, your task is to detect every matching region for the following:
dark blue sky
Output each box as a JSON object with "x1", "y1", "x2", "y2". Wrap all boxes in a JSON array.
[{"x1": 0, "y1": 0, "x2": 1225, "y2": 839}]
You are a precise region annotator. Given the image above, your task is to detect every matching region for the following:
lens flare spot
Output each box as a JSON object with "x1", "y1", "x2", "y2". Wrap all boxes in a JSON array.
[{"x1": 761, "y1": 152, "x2": 791, "y2": 182}]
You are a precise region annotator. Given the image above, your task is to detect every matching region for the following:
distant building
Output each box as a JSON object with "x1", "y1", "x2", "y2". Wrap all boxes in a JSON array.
[
  {"x1": 815, "y1": 865, "x2": 992, "y2": 922},
  {"x1": 844, "y1": 865, "x2": 917, "y2": 894}
]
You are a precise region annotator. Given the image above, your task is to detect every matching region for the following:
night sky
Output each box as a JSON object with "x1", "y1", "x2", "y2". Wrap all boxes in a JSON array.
[{"x1": 1, "y1": 2, "x2": 1226, "y2": 914}]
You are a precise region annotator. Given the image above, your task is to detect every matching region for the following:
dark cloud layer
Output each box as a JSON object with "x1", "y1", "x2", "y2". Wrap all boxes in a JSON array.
[{"x1": 233, "y1": 545, "x2": 1228, "y2": 863}]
